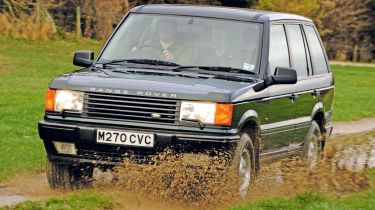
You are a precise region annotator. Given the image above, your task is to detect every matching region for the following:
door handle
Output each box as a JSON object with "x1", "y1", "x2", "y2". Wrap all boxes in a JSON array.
[
  {"x1": 311, "y1": 89, "x2": 318, "y2": 98},
  {"x1": 289, "y1": 94, "x2": 298, "y2": 102}
]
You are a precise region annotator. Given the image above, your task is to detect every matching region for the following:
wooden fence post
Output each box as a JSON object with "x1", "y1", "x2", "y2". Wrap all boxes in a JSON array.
[
  {"x1": 76, "y1": 6, "x2": 82, "y2": 39},
  {"x1": 36, "y1": 0, "x2": 41, "y2": 25},
  {"x1": 353, "y1": 45, "x2": 359, "y2": 62}
]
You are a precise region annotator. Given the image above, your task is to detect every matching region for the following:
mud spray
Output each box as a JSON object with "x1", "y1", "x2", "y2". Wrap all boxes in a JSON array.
[
  {"x1": 95, "y1": 150, "x2": 240, "y2": 209},
  {"x1": 91, "y1": 134, "x2": 375, "y2": 210}
]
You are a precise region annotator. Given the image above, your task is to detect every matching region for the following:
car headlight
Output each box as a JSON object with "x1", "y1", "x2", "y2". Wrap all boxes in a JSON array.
[
  {"x1": 45, "y1": 89, "x2": 83, "y2": 113},
  {"x1": 180, "y1": 101, "x2": 233, "y2": 126}
]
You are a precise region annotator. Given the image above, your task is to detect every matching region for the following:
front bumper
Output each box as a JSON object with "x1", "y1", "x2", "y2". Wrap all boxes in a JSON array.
[{"x1": 39, "y1": 120, "x2": 240, "y2": 167}]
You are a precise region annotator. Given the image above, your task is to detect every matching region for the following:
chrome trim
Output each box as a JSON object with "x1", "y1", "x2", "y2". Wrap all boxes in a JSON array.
[
  {"x1": 260, "y1": 116, "x2": 311, "y2": 130},
  {"x1": 261, "y1": 85, "x2": 334, "y2": 101}
]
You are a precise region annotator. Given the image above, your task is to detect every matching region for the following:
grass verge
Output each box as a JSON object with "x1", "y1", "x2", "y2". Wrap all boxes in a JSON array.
[
  {"x1": 1, "y1": 191, "x2": 113, "y2": 210},
  {"x1": 229, "y1": 169, "x2": 375, "y2": 210}
]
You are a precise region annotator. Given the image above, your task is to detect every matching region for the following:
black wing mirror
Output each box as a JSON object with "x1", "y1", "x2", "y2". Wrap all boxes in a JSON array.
[
  {"x1": 253, "y1": 67, "x2": 297, "y2": 92},
  {"x1": 271, "y1": 67, "x2": 297, "y2": 85},
  {"x1": 73, "y1": 50, "x2": 94, "y2": 67}
]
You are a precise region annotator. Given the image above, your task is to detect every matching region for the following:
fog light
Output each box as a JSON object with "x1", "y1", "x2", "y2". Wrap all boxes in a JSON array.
[{"x1": 53, "y1": 141, "x2": 77, "y2": 155}]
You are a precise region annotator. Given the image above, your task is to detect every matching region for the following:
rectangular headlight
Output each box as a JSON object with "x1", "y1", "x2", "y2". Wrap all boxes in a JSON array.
[
  {"x1": 180, "y1": 101, "x2": 216, "y2": 124},
  {"x1": 54, "y1": 90, "x2": 84, "y2": 113},
  {"x1": 180, "y1": 101, "x2": 233, "y2": 126}
]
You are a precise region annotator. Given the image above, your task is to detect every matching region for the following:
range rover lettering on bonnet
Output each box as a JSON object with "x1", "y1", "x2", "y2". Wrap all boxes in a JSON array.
[{"x1": 88, "y1": 87, "x2": 178, "y2": 98}]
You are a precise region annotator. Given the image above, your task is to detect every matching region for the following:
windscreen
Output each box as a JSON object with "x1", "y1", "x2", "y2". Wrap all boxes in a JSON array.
[{"x1": 100, "y1": 14, "x2": 262, "y2": 72}]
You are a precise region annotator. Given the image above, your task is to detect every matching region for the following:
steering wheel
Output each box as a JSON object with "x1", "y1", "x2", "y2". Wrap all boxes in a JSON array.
[{"x1": 136, "y1": 44, "x2": 164, "y2": 53}]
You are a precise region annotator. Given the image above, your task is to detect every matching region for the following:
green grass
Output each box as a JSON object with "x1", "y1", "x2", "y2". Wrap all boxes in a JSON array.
[
  {"x1": 229, "y1": 169, "x2": 375, "y2": 210},
  {"x1": 0, "y1": 38, "x2": 103, "y2": 181},
  {"x1": 1, "y1": 191, "x2": 113, "y2": 210},
  {"x1": 0, "y1": 37, "x2": 374, "y2": 182},
  {"x1": 331, "y1": 65, "x2": 375, "y2": 121}
]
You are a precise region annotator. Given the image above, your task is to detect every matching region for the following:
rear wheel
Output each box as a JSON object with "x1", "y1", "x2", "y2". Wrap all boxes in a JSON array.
[
  {"x1": 46, "y1": 159, "x2": 94, "y2": 190},
  {"x1": 232, "y1": 132, "x2": 255, "y2": 198},
  {"x1": 302, "y1": 121, "x2": 324, "y2": 168}
]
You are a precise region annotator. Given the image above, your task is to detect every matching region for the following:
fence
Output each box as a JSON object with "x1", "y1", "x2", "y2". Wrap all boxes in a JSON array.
[{"x1": 0, "y1": 1, "x2": 148, "y2": 40}]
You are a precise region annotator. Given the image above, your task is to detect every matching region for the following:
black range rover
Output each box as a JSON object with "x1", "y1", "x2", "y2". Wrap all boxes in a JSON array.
[{"x1": 39, "y1": 5, "x2": 334, "y2": 197}]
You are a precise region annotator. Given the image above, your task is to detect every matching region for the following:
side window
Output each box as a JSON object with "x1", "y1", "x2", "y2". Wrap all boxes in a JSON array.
[
  {"x1": 286, "y1": 25, "x2": 308, "y2": 77},
  {"x1": 304, "y1": 25, "x2": 328, "y2": 75},
  {"x1": 269, "y1": 24, "x2": 290, "y2": 76}
]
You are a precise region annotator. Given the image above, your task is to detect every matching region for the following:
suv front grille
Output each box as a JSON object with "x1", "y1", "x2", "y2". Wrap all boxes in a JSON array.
[{"x1": 82, "y1": 92, "x2": 180, "y2": 124}]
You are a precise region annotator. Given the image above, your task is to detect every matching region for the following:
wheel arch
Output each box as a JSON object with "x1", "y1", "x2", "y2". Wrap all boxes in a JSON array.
[
  {"x1": 310, "y1": 102, "x2": 326, "y2": 133},
  {"x1": 237, "y1": 110, "x2": 261, "y2": 171}
]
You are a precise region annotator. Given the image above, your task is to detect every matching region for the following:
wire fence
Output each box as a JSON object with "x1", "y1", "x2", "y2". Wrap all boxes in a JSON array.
[
  {"x1": 0, "y1": 1, "x2": 137, "y2": 39},
  {"x1": 49, "y1": 5, "x2": 125, "y2": 39}
]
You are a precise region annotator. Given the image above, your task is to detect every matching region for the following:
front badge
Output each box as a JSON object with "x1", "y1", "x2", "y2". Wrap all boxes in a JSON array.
[{"x1": 151, "y1": 113, "x2": 161, "y2": 119}]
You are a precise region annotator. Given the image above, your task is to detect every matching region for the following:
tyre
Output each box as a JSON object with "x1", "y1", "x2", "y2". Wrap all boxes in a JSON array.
[
  {"x1": 232, "y1": 132, "x2": 255, "y2": 198},
  {"x1": 302, "y1": 121, "x2": 324, "y2": 168},
  {"x1": 46, "y1": 159, "x2": 94, "y2": 190}
]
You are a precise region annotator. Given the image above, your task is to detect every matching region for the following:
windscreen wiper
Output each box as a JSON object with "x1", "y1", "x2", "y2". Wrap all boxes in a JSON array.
[
  {"x1": 125, "y1": 59, "x2": 180, "y2": 67},
  {"x1": 96, "y1": 59, "x2": 128, "y2": 67},
  {"x1": 96, "y1": 59, "x2": 180, "y2": 68},
  {"x1": 112, "y1": 68, "x2": 212, "y2": 79},
  {"x1": 175, "y1": 66, "x2": 256, "y2": 74}
]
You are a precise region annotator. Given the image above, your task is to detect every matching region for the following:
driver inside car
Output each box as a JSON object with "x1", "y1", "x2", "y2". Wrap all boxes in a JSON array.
[
  {"x1": 132, "y1": 18, "x2": 193, "y2": 64},
  {"x1": 230, "y1": 27, "x2": 258, "y2": 71}
]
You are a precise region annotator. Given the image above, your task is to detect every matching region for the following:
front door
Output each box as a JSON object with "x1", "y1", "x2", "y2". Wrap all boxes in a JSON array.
[
  {"x1": 261, "y1": 24, "x2": 297, "y2": 154},
  {"x1": 261, "y1": 85, "x2": 297, "y2": 153}
]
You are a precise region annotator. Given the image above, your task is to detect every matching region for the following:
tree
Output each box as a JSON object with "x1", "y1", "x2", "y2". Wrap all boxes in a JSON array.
[
  {"x1": 0, "y1": 0, "x2": 56, "y2": 39},
  {"x1": 318, "y1": 0, "x2": 373, "y2": 61},
  {"x1": 254, "y1": 0, "x2": 320, "y2": 20},
  {"x1": 79, "y1": 0, "x2": 137, "y2": 39},
  {"x1": 254, "y1": 0, "x2": 374, "y2": 62}
]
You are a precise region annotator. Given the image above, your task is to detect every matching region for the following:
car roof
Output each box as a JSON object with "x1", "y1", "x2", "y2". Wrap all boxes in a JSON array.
[{"x1": 130, "y1": 4, "x2": 313, "y2": 23}]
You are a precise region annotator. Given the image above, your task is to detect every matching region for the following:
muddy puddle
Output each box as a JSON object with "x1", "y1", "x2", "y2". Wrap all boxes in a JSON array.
[{"x1": 1, "y1": 132, "x2": 375, "y2": 209}]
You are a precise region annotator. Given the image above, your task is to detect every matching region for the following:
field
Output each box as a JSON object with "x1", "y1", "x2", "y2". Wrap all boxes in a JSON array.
[
  {"x1": 0, "y1": 38, "x2": 102, "y2": 181},
  {"x1": 331, "y1": 65, "x2": 375, "y2": 121},
  {"x1": 0, "y1": 38, "x2": 374, "y2": 209}
]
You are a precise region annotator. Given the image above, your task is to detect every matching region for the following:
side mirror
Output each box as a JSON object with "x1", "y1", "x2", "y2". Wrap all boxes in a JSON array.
[
  {"x1": 253, "y1": 67, "x2": 297, "y2": 92},
  {"x1": 271, "y1": 67, "x2": 297, "y2": 85},
  {"x1": 73, "y1": 50, "x2": 94, "y2": 67}
]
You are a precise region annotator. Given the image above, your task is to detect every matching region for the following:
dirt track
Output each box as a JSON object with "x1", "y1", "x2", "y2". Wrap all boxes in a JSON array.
[
  {"x1": 333, "y1": 118, "x2": 375, "y2": 136},
  {"x1": 330, "y1": 61, "x2": 375, "y2": 68},
  {"x1": 1, "y1": 118, "x2": 375, "y2": 208}
]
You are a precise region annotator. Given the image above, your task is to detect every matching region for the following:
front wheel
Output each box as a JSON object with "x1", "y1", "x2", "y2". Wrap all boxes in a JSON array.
[
  {"x1": 232, "y1": 132, "x2": 255, "y2": 198},
  {"x1": 46, "y1": 159, "x2": 94, "y2": 190}
]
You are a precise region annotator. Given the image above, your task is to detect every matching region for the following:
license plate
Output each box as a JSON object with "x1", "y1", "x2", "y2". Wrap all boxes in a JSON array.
[{"x1": 96, "y1": 129, "x2": 154, "y2": 147}]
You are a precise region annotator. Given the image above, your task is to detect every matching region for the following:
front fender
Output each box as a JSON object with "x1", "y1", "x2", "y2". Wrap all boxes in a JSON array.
[
  {"x1": 237, "y1": 110, "x2": 260, "y2": 131},
  {"x1": 310, "y1": 102, "x2": 324, "y2": 119}
]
